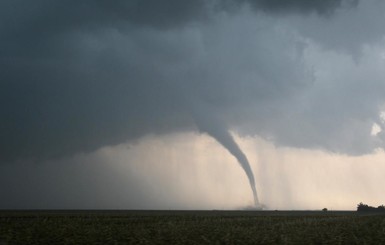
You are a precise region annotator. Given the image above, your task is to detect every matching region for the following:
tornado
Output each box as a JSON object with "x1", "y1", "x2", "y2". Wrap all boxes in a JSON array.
[
  {"x1": 204, "y1": 127, "x2": 260, "y2": 207},
  {"x1": 192, "y1": 110, "x2": 260, "y2": 207}
]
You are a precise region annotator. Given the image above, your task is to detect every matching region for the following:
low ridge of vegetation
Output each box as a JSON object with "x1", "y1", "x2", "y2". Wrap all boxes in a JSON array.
[{"x1": 0, "y1": 210, "x2": 384, "y2": 244}]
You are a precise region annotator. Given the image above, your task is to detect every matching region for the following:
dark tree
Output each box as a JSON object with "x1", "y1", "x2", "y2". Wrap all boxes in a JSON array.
[{"x1": 357, "y1": 203, "x2": 385, "y2": 212}]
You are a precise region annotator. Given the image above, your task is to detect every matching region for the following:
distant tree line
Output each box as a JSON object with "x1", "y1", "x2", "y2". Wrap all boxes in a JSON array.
[{"x1": 357, "y1": 203, "x2": 385, "y2": 212}]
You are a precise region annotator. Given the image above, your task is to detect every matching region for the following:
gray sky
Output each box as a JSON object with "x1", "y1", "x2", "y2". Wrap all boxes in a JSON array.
[{"x1": 1, "y1": 0, "x2": 385, "y2": 209}]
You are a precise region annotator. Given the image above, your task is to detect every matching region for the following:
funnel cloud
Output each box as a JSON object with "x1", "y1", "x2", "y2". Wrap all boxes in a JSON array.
[{"x1": 192, "y1": 105, "x2": 259, "y2": 206}]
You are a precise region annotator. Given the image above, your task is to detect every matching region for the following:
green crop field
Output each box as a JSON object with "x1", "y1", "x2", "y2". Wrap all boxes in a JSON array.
[{"x1": 0, "y1": 210, "x2": 384, "y2": 244}]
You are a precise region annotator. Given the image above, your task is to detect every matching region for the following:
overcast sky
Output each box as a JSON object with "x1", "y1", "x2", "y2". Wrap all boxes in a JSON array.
[{"x1": 1, "y1": 0, "x2": 385, "y2": 210}]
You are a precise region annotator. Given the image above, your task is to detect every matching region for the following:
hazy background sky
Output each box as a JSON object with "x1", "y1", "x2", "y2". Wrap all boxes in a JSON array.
[{"x1": 1, "y1": 0, "x2": 385, "y2": 210}]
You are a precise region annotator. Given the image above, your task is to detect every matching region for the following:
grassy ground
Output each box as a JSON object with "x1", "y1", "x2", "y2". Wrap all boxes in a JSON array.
[{"x1": 0, "y1": 210, "x2": 384, "y2": 244}]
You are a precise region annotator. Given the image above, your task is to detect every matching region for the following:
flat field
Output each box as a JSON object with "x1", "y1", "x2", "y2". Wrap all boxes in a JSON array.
[{"x1": 0, "y1": 210, "x2": 384, "y2": 244}]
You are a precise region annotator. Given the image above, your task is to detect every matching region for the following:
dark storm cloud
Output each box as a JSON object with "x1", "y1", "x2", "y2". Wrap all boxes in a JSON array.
[
  {"x1": 238, "y1": 0, "x2": 358, "y2": 15},
  {"x1": 0, "y1": 0, "x2": 354, "y2": 36},
  {"x1": 0, "y1": 0, "x2": 207, "y2": 30},
  {"x1": 3, "y1": 0, "x2": 385, "y2": 163},
  {"x1": 0, "y1": 0, "x2": 355, "y2": 60}
]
